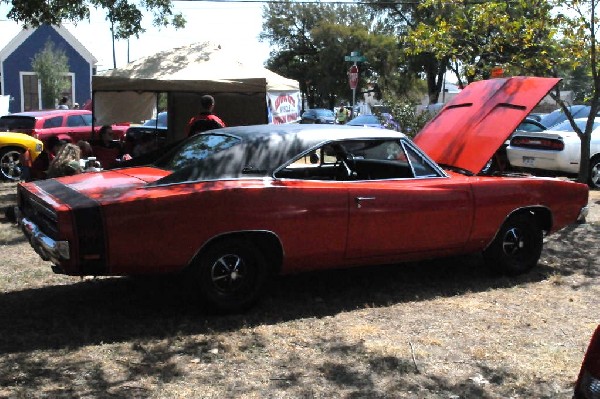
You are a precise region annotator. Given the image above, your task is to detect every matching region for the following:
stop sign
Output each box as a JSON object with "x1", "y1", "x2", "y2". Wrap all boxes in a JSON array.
[{"x1": 349, "y1": 65, "x2": 359, "y2": 89}]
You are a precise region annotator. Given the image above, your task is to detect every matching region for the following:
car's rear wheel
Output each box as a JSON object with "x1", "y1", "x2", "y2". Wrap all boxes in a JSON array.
[
  {"x1": 589, "y1": 155, "x2": 600, "y2": 189},
  {"x1": 193, "y1": 238, "x2": 268, "y2": 313},
  {"x1": 483, "y1": 213, "x2": 543, "y2": 275},
  {"x1": 0, "y1": 147, "x2": 24, "y2": 181}
]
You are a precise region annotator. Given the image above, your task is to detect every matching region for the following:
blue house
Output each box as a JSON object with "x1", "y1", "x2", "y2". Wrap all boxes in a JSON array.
[{"x1": 0, "y1": 24, "x2": 97, "y2": 113}]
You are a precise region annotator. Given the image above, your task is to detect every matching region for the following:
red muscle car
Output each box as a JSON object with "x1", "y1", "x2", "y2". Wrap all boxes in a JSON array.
[
  {"x1": 574, "y1": 324, "x2": 600, "y2": 399},
  {"x1": 15, "y1": 77, "x2": 589, "y2": 312}
]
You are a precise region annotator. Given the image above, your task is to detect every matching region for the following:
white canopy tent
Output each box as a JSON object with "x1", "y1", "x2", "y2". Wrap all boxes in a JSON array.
[{"x1": 92, "y1": 42, "x2": 301, "y2": 142}]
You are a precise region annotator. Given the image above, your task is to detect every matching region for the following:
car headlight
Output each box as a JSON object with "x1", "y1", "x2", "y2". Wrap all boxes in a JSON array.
[{"x1": 35, "y1": 143, "x2": 43, "y2": 152}]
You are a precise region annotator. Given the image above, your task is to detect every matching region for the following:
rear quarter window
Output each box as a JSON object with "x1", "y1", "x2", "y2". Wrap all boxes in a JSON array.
[{"x1": 43, "y1": 116, "x2": 63, "y2": 128}]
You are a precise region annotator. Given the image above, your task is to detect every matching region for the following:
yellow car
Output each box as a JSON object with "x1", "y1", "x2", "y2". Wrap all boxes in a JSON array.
[{"x1": 0, "y1": 132, "x2": 43, "y2": 181}]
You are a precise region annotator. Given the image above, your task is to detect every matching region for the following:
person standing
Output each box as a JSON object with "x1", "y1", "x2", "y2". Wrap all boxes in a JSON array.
[
  {"x1": 336, "y1": 104, "x2": 350, "y2": 125},
  {"x1": 57, "y1": 97, "x2": 69, "y2": 110},
  {"x1": 187, "y1": 95, "x2": 226, "y2": 137}
]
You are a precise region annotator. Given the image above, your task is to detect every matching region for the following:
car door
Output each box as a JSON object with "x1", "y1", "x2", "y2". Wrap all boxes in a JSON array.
[
  {"x1": 272, "y1": 146, "x2": 351, "y2": 271},
  {"x1": 39, "y1": 115, "x2": 64, "y2": 139},
  {"x1": 343, "y1": 139, "x2": 474, "y2": 260},
  {"x1": 64, "y1": 114, "x2": 94, "y2": 142},
  {"x1": 266, "y1": 178, "x2": 350, "y2": 271}
]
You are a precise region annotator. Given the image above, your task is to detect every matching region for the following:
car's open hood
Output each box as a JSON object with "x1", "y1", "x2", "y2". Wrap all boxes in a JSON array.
[{"x1": 413, "y1": 76, "x2": 560, "y2": 174}]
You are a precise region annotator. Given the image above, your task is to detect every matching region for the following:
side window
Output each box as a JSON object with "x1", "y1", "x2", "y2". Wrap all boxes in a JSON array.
[
  {"x1": 81, "y1": 114, "x2": 93, "y2": 126},
  {"x1": 403, "y1": 143, "x2": 442, "y2": 177},
  {"x1": 43, "y1": 116, "x2": 63, "y2": 128},
  {"x1": 275, "y1": 139, "x2": 417, "y2": 181},
  {"x1": 67, "y1": 115, "x2": 86, "y2": 127}
]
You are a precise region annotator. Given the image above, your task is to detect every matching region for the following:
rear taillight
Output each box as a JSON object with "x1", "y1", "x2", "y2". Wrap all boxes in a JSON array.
[
  {"x1": 510, "y1": 137, "x2": 565, "y2": 151},
  {"x1": 575, "y1": 325, "x2": 600, "y2": 399}
]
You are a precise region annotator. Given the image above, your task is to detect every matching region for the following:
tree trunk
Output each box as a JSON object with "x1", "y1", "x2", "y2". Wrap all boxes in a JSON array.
[{"x1": 579, "y1": 132, "x2": 591, "y2": 185}]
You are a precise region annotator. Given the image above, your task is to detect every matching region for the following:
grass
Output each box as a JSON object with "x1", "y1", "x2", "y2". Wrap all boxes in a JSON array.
[{"x1": 0, "y1": 181, "x2": 599, "y2": 398}]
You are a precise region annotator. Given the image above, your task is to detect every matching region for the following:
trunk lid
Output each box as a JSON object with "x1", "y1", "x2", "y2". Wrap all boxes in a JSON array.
[{"x1": 47, "y1": 167, "x2": 170, "y2": 203}]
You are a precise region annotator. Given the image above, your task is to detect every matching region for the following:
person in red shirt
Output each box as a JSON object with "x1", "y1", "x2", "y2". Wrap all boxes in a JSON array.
[{"x1": 187, "y1": 95, "x2": 226, "y2": 137}]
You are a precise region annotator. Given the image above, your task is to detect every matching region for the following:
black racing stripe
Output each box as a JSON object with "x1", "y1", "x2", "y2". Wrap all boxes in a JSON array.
[{"x1": 34, "y1": 179, "x2": 107, "y2": 275}]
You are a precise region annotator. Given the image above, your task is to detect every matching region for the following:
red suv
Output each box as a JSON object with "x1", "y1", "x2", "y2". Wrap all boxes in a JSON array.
[{"x1": 0, "y1": 110, "x2": 128, "y2": 145}]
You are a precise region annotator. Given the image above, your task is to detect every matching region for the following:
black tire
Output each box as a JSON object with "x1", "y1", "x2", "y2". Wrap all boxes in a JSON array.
[
  {"x1": 589, "y1": 155, "x2": 600, "y2": 189},
  {"x1": 0, "y1": 147, "x2": 24, "y2": 181},
  {"x1": 483, "y1": 213, "x2": 543, "y2": 275},
  {"x1": 193, "y1": 238, "x2": 268, "y2": 313}
]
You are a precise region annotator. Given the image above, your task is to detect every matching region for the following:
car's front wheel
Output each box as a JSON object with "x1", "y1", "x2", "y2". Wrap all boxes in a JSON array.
[
  {"x1": 193, "y1": 238, "x2": 268, "y2": 313},
  {"x1": 0, "y1": 147, "x2": 24, "y2": 181},
  {"x1": 589, "y1": 155, "x2": 600, "y2": 189},
  {"x1": 483, "y1": 213, "x2": 543, "y2": 275}
]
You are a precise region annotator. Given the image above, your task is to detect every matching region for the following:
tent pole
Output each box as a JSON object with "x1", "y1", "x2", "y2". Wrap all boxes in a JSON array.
[{"x1": 91, "y1": 91, "x2": 96, "y2": 140}]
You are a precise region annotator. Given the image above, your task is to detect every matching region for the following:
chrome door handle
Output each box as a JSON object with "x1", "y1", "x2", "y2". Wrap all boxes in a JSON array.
[{"x1": 355, "y1": 196, "x2": 376, "y2": 208}]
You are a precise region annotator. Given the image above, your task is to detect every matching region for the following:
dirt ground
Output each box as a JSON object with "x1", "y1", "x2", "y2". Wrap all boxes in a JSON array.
[{"x1": 0, "y1": 181, "x2": 598, "y2": 398}]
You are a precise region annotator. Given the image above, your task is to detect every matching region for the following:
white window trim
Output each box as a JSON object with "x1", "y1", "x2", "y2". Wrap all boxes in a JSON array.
[
  {"x1": 19, "y1": 71, "x2": 75, "y2": 111},
  {"x1": 19, "y1": 71, "x2": 41, "y2": 111}
]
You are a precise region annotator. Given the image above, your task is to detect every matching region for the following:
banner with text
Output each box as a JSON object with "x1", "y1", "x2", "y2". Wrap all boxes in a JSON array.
[{"x1": 267, "y1": 91, "x2": 301, "y2": 124}]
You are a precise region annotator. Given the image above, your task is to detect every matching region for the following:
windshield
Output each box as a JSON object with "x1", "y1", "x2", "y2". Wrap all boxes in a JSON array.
[
  {"x1": 154, "y1": 133, "x2": 240, "y2": 172},
  {"x1": 143, "y1": 112, "x2": 167, "y2": 128},
  {"x1": 540, "y1": 105, "x2": 590, "y2": 128},
  {"x1": 0, "y1": 116, "x2": 36, "y2": 131},
  {"x1": 316, "y1": 109, "x2": 334, "y2": 117},
  {"x1": 551, "y1": 119, "x2": 600, "y2": 132}
]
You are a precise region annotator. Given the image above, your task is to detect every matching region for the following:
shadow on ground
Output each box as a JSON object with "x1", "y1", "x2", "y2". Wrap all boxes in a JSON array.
[{"x1": 1, "y1": 222, "x2": 598, "y2": 356}]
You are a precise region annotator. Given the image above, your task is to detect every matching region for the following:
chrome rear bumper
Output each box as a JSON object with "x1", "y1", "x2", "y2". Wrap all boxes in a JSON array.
[
  {"x1": 15, "y1": 207, "x2": 70, "y2": 264},
  {"x1": 577, "y1": 206, "x2": 589, "y2": 224}
]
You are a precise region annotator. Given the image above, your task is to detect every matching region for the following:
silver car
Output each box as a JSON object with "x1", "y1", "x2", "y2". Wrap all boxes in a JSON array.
[{"x1": 507, "y1": 118, "x2": 600, "y2": 188}]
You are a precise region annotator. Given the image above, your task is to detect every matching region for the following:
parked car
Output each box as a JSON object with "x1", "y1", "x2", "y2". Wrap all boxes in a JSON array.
[
  {"x1": 482, "y1": 117, "x2": 548, "y2": 174},
  {"x1": 516, "y1": 117, "x2": 547, "y2": 132},
  {"x1": 506, "y1": 118, "x2": 600, "y2": 188},
  {"x1": 573, "y1": 324, "x2": 600, "y2": 399},
  {"x1": 539, "y1": 105, "x2": 597, "y2": 129},
  {"x1": 346, "y1": 113, "x2": 401, "y2": 131},
  {"x1": 123, "y1": 112, "x2": 168, "y2": 156},
  {"x1": 16, "y1": 77, "x2": 589, "y2": 312},
  {"x1": 300, "y1": 108, "x2": 335, "y2": 124},
  {"x1": 0, "y1": 110, "x2": 128, "y2": 146},
  {"x1": 527, "y1": 113, "x2": 546, "y2": 123},
  {"x1": 0, "y1": 132, "x2": 43, "y2": 181}
]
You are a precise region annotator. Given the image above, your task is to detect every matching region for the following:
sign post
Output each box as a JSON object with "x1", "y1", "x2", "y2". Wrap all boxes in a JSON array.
[{"x1": 344, "y1": 51, "x2": 366, "y2": 117}]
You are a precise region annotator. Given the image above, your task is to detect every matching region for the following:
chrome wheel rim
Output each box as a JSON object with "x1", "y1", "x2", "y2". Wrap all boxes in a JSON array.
[
  {"x1": 0, "y1": 150, "x2": 22, "y2": 181},
  {"x1": 210, "y1": 253, "x2": 247, "y2": 294},
  {"x1": 591, "y1": 161, "x2": 600, "y2": 188},
  {"x1": 502, "y1": 227, "x2": 525, "y2": 256}
]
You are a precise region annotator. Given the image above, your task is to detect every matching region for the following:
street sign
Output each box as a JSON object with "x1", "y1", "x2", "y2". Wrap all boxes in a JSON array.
[
  {"x1": 344, "y1": 55, "x2": 367, "y2": 62},
  {"x1": 349, "y1": 65, "x2": 359, "y2": 90}
]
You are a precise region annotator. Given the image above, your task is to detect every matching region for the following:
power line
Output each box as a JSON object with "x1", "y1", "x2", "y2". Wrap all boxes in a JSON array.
[{"x1": 175, "y1": 0, "x2": 516, "y2": 4}]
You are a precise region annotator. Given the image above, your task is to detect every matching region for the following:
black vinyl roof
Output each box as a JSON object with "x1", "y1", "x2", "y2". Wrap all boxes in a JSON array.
[{"x1": 153, "y1": 124, "x2": 406, "y2": 184}]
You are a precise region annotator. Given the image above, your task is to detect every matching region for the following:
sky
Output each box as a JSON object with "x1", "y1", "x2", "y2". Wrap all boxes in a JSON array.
[{"x1": 0, "y1": 1, "x2": 272, "y2": 72}]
